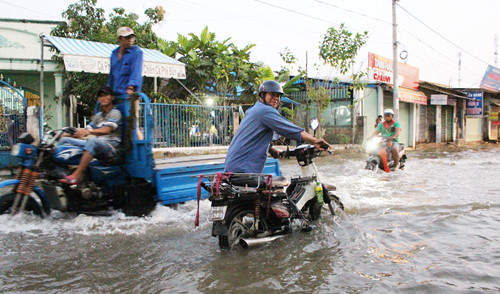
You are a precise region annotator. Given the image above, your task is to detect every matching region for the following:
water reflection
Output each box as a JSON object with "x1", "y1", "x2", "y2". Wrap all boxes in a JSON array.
[{"x1": 1, "y1": 146, "x2": 499, "y2": 292}]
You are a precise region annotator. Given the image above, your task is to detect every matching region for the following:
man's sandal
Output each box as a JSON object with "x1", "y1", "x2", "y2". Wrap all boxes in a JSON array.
[{"x1": 58, "y1": 175, "x2": 79, "y2": 185}]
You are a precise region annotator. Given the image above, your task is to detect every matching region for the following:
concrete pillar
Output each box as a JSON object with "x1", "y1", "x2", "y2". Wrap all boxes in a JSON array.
[
  {"x1": 377, "y1": 86, "x2": 384, "y2": 115},
  {"x1": 54, "y1": 73, "x2": 63, "y2": 129},
  {"x1": 436, "y1": 105, "x2": 442, "y2": 143},
  {"x1": 410, "y1": 103, "x2": 417, "y2": 147}
]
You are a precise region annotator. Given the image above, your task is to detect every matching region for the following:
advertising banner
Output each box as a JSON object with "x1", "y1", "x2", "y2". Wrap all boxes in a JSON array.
[
  {"x1": 465, "y1": 91, "x2": 483, "y2": 117},
  {"x1": 480, "y1": 65, "x2": 500, "y2": 91},
  {"x1": 367, "y1": 52, "x2": 420, "y2": 90},
  {"x1": 63, "y1": 55, "x2": 186, "y2": 79}
]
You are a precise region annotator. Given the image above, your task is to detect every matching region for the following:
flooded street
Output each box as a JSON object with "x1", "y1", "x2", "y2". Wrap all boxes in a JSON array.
[{"x1": 1, "y1": 146, "x2": 499, "y2": 293}]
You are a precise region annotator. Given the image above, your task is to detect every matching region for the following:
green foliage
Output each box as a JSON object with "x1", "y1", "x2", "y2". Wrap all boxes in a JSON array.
[
  {"x1": 281, "y1": 106, "x2": 294, "y2": 120},
  {"x1": 51, "y1": 0, "x2": 165, "y2": 116},
  {"x1": 159, "y1": 27, "x2": 260, "y2": 104},
  {"x1": 324, "y1": 129, "x2": 352, "y2": 144},
  {"x1": 319, "y1": 23, "x2": 368, "y2": 76}
]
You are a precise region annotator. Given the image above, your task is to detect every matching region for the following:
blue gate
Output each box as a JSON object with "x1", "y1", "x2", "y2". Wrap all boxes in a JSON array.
[{"x1": 0, "y1": 80, "x2": 27, "y2": 150}]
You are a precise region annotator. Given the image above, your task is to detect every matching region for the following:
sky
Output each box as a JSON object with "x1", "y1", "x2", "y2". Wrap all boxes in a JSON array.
[{"x1": 1, "y1": 0, "x2": 499, "y2": 89}]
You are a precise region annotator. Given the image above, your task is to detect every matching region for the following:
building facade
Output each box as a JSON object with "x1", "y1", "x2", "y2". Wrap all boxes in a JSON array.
[{"x1": 0, "y1": 18, "x2": 64, "y2": 130}]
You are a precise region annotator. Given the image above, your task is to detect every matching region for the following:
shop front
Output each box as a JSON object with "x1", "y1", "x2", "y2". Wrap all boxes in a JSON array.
[{"x1": 464, "y1": 91, "x2": 484, "y2": 142}]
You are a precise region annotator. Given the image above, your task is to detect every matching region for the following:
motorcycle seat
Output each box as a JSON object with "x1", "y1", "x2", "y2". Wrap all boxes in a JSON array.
[
  {"x1": 227, "y1": 175, "x2": 288, "y2": 188},
  {"x1": 323, "y1": 183, "x2": 336, "y2": 191}
]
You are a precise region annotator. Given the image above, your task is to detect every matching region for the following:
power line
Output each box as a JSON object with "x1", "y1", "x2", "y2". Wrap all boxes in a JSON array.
[
  {"x1": 254, "y1": 0, "x2": 340, "y2": 27},
  {"x1": 396, "y1": 3, "x2": 490, "y2": 66},
  {"x1": 0, "y1": 0, "x2": 61, "y2": 20},
  {"x1": 312, "y1": 0, "x2": 390, "y2": 25}
]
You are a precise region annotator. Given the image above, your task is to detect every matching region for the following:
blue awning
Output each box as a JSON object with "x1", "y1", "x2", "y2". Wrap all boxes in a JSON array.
[
  {"x1": 281, "y1": 96, "x2": 300, "y2": 105},
  {"x1": 43, "y1": 35, "x2": 186, "y2": 79}
]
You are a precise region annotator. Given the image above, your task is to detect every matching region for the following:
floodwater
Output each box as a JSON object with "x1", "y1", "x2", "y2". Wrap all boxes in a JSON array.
[{"x1": 1, "y1": 145, "x2": 499, "y2": 293}]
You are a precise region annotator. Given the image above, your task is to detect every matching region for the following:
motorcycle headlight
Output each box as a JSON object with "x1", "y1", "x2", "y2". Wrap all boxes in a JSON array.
[
  {"x1": 11, "y1": 144, "x2": 21, "y2": 157},
  {"x1": 366, "y1": 137, "x2": 381, "y2": 153}
]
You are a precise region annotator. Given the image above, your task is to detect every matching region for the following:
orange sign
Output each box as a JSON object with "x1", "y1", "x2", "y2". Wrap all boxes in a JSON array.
[
  {"x1": 398, "y1": 87, "x2": 428, "y2": 105},
  {"x1": 368, "y1": 53, "x2": 420, "y2": 90}
]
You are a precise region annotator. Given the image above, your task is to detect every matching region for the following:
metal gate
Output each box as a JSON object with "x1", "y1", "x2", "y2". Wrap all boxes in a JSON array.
[
  {"x1": 0, "y1": 80, "x2": 27, "y2": 150},
  {"x1": 441, "y1": 105, "x2": 453, "y2": 142}
]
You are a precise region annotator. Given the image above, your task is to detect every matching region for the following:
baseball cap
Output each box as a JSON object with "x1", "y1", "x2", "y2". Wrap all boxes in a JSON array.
[{"x1": 117, "y1": 27, "x2": 136, "y2": 38}]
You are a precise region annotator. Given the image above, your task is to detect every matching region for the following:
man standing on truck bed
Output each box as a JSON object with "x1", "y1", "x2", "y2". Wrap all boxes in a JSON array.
[
  {"x1": 224, "y1": 80, "x2": 330, "y2": 174},
  {"x1": 108, "y1": 26, "x2": 143, "y2": 97}
]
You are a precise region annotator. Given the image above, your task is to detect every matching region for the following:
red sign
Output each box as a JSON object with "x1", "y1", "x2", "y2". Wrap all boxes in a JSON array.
[{"x1": 368, "y1": 53, "x2": 420, "y2": 90}]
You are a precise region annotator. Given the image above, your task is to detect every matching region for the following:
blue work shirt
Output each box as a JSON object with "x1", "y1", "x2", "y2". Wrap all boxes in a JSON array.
[
  {"x1": 224, "y1": 100, "x2": 304, "y2": 173},
  {"x1": 108, "y1": 45, "x2": 143, "y2": 96}
]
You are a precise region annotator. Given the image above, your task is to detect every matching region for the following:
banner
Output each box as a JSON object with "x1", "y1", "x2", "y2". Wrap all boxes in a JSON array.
[
  {"x1": 480, "y1": 65, "x2": 500, "y2": 91},
  {"x1": 367, "y1": 52, "x2": 420, "y2": 90},
  {"x1": 465, "y1": 91, "x2": 483, "y2": 117},
  {"x1": 63, "y1": 55, "x2": 187, "y2": 79}
]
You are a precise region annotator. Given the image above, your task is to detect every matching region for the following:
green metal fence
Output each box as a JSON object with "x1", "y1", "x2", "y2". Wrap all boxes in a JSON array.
[{"x1": 146, "y1": 103, "x2": 235, "y2": 148}]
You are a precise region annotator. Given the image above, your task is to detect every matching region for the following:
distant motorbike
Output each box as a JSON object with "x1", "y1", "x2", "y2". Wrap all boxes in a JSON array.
[
  {"x1": 365, "y1": 136, "x2": 407, "y2": 172},
  {"x1": 200, "y1": 144, "x2": 344, "y2": 249}
]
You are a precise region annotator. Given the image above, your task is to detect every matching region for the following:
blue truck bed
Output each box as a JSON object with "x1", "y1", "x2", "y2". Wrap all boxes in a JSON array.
[{"x1": 154, "y1": 155, "x2": 281, "y2": 205}]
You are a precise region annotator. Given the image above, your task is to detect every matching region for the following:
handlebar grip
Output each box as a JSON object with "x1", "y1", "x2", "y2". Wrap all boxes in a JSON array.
[{"x1": 320, "y1": 142, "x2": 330, "y2": 150}]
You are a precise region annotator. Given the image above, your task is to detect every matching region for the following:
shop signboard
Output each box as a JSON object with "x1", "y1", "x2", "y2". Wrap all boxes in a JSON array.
[
  {"x1": 398, "y1": 87, "x2": 427, "y2": 105},
  {"x1": 367, "y1": 52, "x2": 420, "y2": 90},
  {"x1": 489, "y1": 112, "x2": 499, "y2": 121},
  {"x1": 430, "y1": 94, "x2": 448, "y2": 105},
  {"x1": 465, "y1": 91, "x2": 483, "y2": 117},
  {"x1": 480, "y1": 65, "x2": 500, "y2": 91}
]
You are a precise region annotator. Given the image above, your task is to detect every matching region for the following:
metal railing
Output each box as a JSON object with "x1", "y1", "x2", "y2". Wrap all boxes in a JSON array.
[
  {"x1": 144, "y1": 103, "x2": 235, "y2": 148},
  {"x1": 0, "y1": 81, "x2": 27, "y2": 150}
]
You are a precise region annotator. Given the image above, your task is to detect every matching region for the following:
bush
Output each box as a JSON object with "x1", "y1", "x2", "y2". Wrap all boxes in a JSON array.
[{"x1": 324, "y1": 128, "x2": 352, "y2": 144}]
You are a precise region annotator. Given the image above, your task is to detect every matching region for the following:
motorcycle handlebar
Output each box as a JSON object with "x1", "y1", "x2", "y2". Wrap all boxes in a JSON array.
[{"x1": 279, "y1": 145, "x2": 331, "y2": 158}]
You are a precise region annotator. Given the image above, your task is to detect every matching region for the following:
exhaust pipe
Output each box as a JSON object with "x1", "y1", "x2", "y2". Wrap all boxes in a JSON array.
[{"x1": 239, "y1": 235, "x2": 283, "y2": 249}]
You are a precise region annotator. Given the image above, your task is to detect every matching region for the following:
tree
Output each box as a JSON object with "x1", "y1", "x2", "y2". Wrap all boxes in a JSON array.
[
  {"x1": 314, "y1": 23, "x2": 368, "y2": 138},
  {"x1": 158, "y1": 27, "x2": 260, "y2": 105},
  {"x1": 51, "y1": 0, "x2": 165, "y2": 116}
]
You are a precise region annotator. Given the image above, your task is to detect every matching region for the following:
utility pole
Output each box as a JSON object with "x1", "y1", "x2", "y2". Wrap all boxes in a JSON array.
[
  {"x1": 458, "y1": 52, "x2": 462, "y2": 87},
  {"x1": 495, "y1": 34, "x2": 498, "y2": 67},
  {"x1": 304, "y1": 51, "x2": 309, "y2": 132},
  {"x1": 392, "y1": 0, "x2": 399, "y2": 120}
]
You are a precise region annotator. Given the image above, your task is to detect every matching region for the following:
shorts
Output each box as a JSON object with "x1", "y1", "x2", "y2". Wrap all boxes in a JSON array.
[
  {"x1": 58, "y1": 137, "x2": 119, "y2": 160},
  {"x1": 391, "y1": 141, "x2": 400, "y2": 151}
]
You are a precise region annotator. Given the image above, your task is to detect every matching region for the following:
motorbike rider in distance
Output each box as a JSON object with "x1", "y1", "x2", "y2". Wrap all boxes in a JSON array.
[
  {"x1": 224, "y1": 80, "x2": 330, "y2": 174},
  {"x1": 372, "y1": 109, "x2": 402, "y2": 170}
]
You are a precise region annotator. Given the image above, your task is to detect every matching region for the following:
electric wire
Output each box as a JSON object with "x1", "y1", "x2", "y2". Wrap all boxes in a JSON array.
[
  {"x1": 396, "y1": 3, "x2": 491, "y2": 66},
  {"x1": 0, "y1": 0, "x2": 61, "y2": 19},
  {"x1": 312, "y1": 0, "x2": 390, "y2": 25}
]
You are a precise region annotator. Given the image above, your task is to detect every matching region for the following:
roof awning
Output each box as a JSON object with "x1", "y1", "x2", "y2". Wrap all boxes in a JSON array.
[
  {"x1": 281, "y1": 96, "x2": 300, "y2": 105},
  {"x1": 43, "y1": 35, "x2": 186, "y2": 79}
]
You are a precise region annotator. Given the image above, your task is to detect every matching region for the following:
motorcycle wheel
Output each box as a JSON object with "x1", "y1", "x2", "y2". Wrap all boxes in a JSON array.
[
  {"x1": 365, "y1": 162, "x2": 378, "y2": 172},
  {"x1": 307, "y1": 199, "x2": 322, "y2": 221},
  {"x1": 0, "y1": 192, "x2": 43, "y2": 217},
  {"x1": 219, "y1": 208, "x2": 269, "y2": 249}
]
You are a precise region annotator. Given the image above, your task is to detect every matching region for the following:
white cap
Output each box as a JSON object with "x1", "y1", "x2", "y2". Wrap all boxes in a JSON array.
[
  {"x1": 384, "y1": 109, "x2": 394, "y2": 115},
  {"x1": 117, "y1": 27, "x2": 135, "y2": 38}
]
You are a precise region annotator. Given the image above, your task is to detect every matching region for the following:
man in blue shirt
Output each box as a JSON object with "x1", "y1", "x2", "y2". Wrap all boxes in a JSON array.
[
  {"x1": 108, "y1": 27, "x2": 143, "y2": 96},
  {"x1": 225, "y1": 80, "x2": 330, "y2": 173}
]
